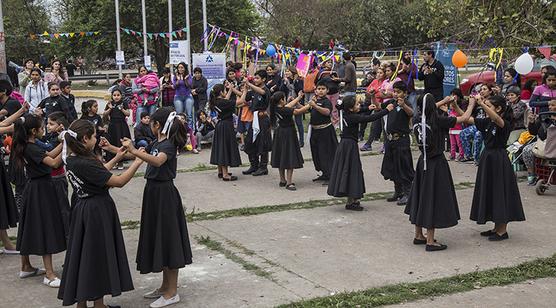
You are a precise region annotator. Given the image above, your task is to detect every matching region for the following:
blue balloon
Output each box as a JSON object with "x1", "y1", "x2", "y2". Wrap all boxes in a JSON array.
[{"x1": 266, "y1": 44, "x2": 276, "y2": 57}]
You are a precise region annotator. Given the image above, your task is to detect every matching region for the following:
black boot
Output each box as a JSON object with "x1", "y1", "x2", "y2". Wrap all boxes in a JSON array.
[
  {"x1": 252, "y1": 166, "x2": 268, "y2": 176},
  {"x1": 387, "y1": 183, "x2": 402, "y2": 202},
  {"x1": 242, "y1": 165, "x2": 258, "y2": 175},
  {"x1": 396, "y1": 183, "x2": 411, "y2": 206}
]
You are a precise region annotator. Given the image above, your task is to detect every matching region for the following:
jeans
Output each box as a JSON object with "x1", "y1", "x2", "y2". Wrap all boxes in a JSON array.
[
  {"x1": 195, "y1": 130, "x2": 215, "y2": 150},
  {"x1": 135, "y1": 104, "x2": 157, "y2": 127},
  {"x1": 460, "y1": 125, "x2": 483, "y2": 161},
  {"x1": 174, "y1": 95, "x2": 195, "y2": 129},
  {"x1": 294, "y1": 114, "x2": 304, "y2": 145}
]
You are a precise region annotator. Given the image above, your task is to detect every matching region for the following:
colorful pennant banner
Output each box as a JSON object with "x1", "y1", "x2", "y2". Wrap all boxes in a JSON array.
[
  {"x1": 30, "y1": 31, "x2": 100, "y2": 40},
  {"x1": 121, "y1": 27, "x2": 187, "y2": 40}
]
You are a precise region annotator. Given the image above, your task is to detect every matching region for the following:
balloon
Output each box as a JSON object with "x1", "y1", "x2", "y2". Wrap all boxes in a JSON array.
[
  {"x1": 514, "y1": 53, "x2": 534, "y2": 75},
  {"x1": 266, "y1": 44, "x2": 276, "y2": 57},
  {"x1": 452, "y1": 49, "x2": 468, "y2": 68}
]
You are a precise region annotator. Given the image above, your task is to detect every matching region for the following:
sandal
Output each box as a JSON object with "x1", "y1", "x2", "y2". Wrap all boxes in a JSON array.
[
  {"x1": 279, "y1": 181, "x2": 287, "y2": 187},
  {"x1": 223, "y1": 175, "x2": 238, "y2": 181},
  {"x1": 285, "y1": 183, "x2": 297, "y2": 191},
  {"x1": 218, "y1": 173, "x2": 232, "y2": 179},
  {"x1": 19, "y1": 267, "x2": 46, "y2": 279},
  {"x1": 43, "y1": 276, "x2": 61, "y2": 288}
]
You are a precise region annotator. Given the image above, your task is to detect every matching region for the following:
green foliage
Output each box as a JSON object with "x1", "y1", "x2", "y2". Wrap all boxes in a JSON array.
[{"x1": 3, "y1": 0, "x2": 50, "y2": 63}]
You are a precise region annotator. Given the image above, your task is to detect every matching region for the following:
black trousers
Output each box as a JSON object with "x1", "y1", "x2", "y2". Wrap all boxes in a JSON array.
[{"x1": 248, "y1": 152, "x2": 269, "y2": 169}]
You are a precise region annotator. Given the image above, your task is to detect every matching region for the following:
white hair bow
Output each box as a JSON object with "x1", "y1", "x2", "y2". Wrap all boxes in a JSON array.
[
  {"x1": 61, "y1": 129, "x2": 78, "y2": 164},
  {"x1": 162, "y1": 111, "x2": 177, "y2": 135}
]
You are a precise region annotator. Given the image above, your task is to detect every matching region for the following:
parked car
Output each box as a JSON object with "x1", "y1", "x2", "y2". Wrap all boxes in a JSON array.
[{"x1": 460, "y1": 58, "x2": 556, "y2": 96}]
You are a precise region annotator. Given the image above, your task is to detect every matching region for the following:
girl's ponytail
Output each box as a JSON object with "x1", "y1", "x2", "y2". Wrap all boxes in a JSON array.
[
  {"x1": 209, "y1": 84, "x2": 225, "y2": 111},
  {"x1": 269, "y1": 91, "x2": 285, "y2": 128},
  {"x1": 12, "y1": 114, "x2": 43, "y2": 170}
]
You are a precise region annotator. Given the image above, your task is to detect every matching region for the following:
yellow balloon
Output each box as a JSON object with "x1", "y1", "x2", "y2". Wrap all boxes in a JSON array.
[{"x1": 452, "y1": 49, "x2": 468, "y2": 68}]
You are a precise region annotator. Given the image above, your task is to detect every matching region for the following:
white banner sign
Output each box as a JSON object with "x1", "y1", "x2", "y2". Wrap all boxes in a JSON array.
[
  {"x1": 192, "y1": 53, "x2": 226, "y2": 80},
  {"x1": 169, "y1": 40, "x2": 189, "y2": 65},
  {"x1": 115, "y1": 51, "x2": 125, "y2": 66},
  {"x1": 144, "y1": 55, "x2": 152, "y2": 70}
]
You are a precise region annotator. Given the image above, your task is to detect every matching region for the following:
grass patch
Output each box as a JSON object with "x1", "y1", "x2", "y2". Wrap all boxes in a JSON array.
[
  {"x1": 120, "y1": 220, "x2": 141, "y2": 230},
  {"x1": 278, "y1": 253, "x2": 556, "y2": 307},
  {"x1": 195, "y1": 235, "x2": 274, "y2": 280},
  {"x1": 0, "y1": 236, "x2": 17, "y2": 248}
]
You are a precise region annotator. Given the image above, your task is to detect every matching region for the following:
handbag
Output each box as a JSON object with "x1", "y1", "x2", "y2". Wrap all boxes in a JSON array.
[{"x1": 532, "y1": 139, "x2": 546, "y2": 158}]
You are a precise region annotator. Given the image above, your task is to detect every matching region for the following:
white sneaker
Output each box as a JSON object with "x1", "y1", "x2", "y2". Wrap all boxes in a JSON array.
[
  {"x1": 43, "y1": 277, "x2": 61, "y2": 288},
  {"x1": 2, "y1": 249, "x2": 20, "y2": 255},
  {"x1": 19, "y1": 268, "x2": 46, "y2": 279},
  {"x1": 150, "y1": 294, "x2": 180, "y2": 308},
  {"x1": 143, "y1": 288, "x2": 164, "y2": 299}
]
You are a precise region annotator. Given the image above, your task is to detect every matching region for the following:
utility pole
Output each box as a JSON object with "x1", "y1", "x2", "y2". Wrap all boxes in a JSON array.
[
  {"x1": 185, "y1": 0, "x2": 191, "y2": 66},
  {"x1": 141, "y1": 0, "x2": 150, "y2": 69},
  {"x1": 202, "y1": 0, "x2": 208, "y2": 52},
  {"x1": 0, "y1": 0, "x2": 7, "y2": 74},
  {"x1": 115, "y1": 0, "x2": 123, "y2": 78}
]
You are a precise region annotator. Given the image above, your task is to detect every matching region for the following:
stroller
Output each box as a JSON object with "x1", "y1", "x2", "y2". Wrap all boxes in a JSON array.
[{"x1": 534, "y1": 112, "x2": 556, "y2": 195}]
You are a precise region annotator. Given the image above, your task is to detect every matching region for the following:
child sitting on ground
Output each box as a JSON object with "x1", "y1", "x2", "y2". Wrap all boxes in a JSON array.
[{"x1": 134, "y1": 112, "x2": 156, "y2": 148}]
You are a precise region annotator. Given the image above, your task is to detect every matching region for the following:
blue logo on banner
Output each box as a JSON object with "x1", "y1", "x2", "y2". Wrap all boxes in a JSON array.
[{"x1": 206, "y1": 55, "x2": 213, "y2": 63}]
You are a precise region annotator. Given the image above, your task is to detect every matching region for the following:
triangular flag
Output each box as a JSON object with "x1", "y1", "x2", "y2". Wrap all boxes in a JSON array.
[
  {"x1": 124, "y1": 29, "x2": 130, "y2": 34},
  {"x1": 79, "y1": 32, "x2": 85, "y2": 37},
  {"x1": 86, "y1": 32, "x2": 93, "y2": 36},
  {"x1": 131, "y1": 30, "x2": 136, "y2": 35},
  {"x1": 50, "y1": 34, "x2": 55, "y2": 38},
  {"x1": 147, "y1": 33, "x2": 153, "y2": 39},
  {"x1": 70, "y1": 32, "x2": 75, "y2": 37},
  {"x1": 54, "y1": 33, "x2": 60, "y2": 39},
  {"x1": 30, "y1": 34, "x2": 36, "y2": 39},
  {"x1": 137, "y1": 32, "x2": 142, "y2": 37},
  {"x1": 172, "y1": 31, "x2": 177, "y2": 38},
  {"x1": 159, "y1": 33, "x2": 165, "y2": 38},
  {"x1": 166, "y1": 33, "x2": 171, "y2": 38},
  {"x1": 94, "y1": 31, "x2": 100, "y2": 35},
  {"x1": 43, "y1": 31, "x2": 49, "y2": 36},
  {"x1": 539, "y1": 47, "x2": 551, "y2": 59}
]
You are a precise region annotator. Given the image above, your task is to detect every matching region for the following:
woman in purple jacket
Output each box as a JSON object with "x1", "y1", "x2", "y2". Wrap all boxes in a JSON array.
[{"x1": 173, "y1": 62, "x2": 194, "y2": 129}]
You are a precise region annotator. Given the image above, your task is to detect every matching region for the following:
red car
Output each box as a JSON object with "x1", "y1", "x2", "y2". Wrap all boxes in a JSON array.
[{"x1": 459, "y1": 59, "x2": 556, "y2": 96}]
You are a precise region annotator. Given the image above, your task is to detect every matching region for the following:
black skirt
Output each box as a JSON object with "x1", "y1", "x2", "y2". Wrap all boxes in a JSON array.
[
  {"x1": 136, "y1": 180, "x2": 193, "y2": 274},
  {"x1": 310, "y1": 125, "x2": 338, "y2": 177},
  {"x1": 58, "y1": 194, "x2": 133, "y2": 306},
  {"x1": 244, "y1": 116, "x2": 272, "y2": 155},
  {"x1": 271, "y1": 125, "x2": 304, "y2": 169},
  {"x1": 470, "y1": 148, "x2": 525, "y2": 224},
  {"x1": 404, "y1": 155, "x2": 460, "y2": 229},
  {"x1": 381, "y1": 136, "x2": 415, "y2": 183},
  {"x1": 0, "y1": 161, "x2": 18, "y2": 229},
  {"x1": 210, "y1": 119, "x2": 242, "y2": 167},
  {"x1": 106, "y1": 119, "x2": 131, "y2": 160},
  {"x1": 16, "y1": 176, "x2": 67, "y2": 255},
  {"x1": 53, "y1": 176, "x2": 71, "y2": 237},
  {"x1": 327, "y1": 138, "x2": 365, "y2": 198}
]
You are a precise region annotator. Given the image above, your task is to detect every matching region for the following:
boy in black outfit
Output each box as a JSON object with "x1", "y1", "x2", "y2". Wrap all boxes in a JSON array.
[
  {"x1": 381, "y1": 81, "x2": 415, "y2": 205},
  {"x1": 60, "y1": 81, "x2": 77, "y2": 122},
  {"x1": 134, "y1": 112, "x2": 155, "y2": 148},
  {"x1": 241, "y1": 70, "x2": 272, "y2": 176}
]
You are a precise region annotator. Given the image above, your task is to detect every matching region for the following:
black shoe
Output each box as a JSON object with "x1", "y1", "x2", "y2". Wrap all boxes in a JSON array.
[
  {"x1": 218, "y1": 173, "x2": 232, "y2": 179},
  {"x1": 386, "y1": 192, "x2": 402, "y2": 202},
  {"x1": 279, "y1": 181, "x2": 287, "y2": 187},
  {"x1": 321, "y1": 181, "x2": 329, "y2": 186},
  {"x1": 480, "y1": 229, "x2": 496, "y2": 237},
  {"x1": 413, "y1": 238, "x2": 436, "y2": 245},
  {"x1": 242, "y1": 166, "x2": 258, "y2": 175},
  {"x1": 345, "y1": 202, "x2": 364, "y2": 211},
  {"x1": 413, "y1": 238, "x2": 427, "y2": 245},
  {"x1": 488, "y1": 232, "x2": 509, "y2": 241},
  {"x1": 286, "y1": 183, "x2": 297, "y2": 191},
  {"x1": 396, "y1": 195, "x2": 408, "y2": 206},
  {"x1": 222, "y1": 175, "x2": 238, "y2": 181},
  {"x1": 252, "y1": 168, "x2": 268, "y2": 176},
  {"x1": 426, "y1": 243, "x2": 447, "y2": 251},
  {"x1": 312, "y1": 175, "x2": 326, "y2": 182}
]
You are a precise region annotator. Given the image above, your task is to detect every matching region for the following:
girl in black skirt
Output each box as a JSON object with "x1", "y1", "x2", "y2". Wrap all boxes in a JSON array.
[
  {"x1": 58, "y1": 119, "x2": 143, "y2": 308},
  {"x1": 404, "y1": 94, "x2": 475, "y2": 251},
  {"x1": 12, "y1": 114, "x2": 66, "y2": 287},
  {"x1": 328, "y1": 96, "x2": 394, "y2": 210},
  {"x1": 269, "y1": 91, "x2": 306, "y2": 190},
  {"x1": 209, "y1": 83, "x2": 242, "y2": 181},
  {"x1": 0, "y1": 103, "x2": 28, "y2": 254},
  {"x1": 120, "y1": 107, "x2": 193, "y2": 308},
  {"x1": 466, "y1": 95, "x2": 525, "y2": 241},
  {"x1": 104, "y1": 88, "x2": 131, "y2": 168},
  {"x1": 80, "y1": 99, "x2": 106, "y2": 158}
]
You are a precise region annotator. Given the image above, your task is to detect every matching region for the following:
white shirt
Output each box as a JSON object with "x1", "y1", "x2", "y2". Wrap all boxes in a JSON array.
[{"x1": 24, "y1": 80, "x2": 49, "y2": 111}]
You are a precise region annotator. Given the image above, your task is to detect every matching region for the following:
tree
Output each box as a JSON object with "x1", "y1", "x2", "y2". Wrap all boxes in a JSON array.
[
  {"x1": 3, "y1": 0, "x2": 51, "y2": 64},
  {"x1": 51, "y1": 0, "x2": 261, "y2": 72}
]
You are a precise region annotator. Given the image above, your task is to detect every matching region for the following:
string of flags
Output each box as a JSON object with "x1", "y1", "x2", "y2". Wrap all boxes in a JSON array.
[
  {"x1": 30, "y1": 31, "x2": 101, "y2": 40},
  {"x1": 121, "y1": 27, "x2": 188, "y2": 40},
  {"x1": 29, "y1": 27, "x2": 188, "y2": 41}
]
